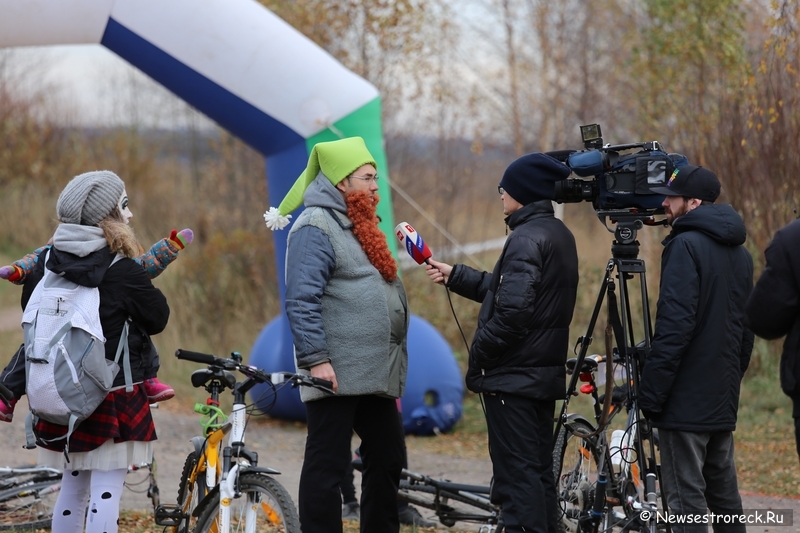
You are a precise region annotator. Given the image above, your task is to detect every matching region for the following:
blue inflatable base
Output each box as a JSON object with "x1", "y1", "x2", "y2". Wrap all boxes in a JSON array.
[{"x1": 249, "y1": 314, "x2": 464, "y2": 435}]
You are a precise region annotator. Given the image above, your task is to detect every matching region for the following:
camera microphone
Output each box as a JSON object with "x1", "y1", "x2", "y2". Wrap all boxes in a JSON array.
[{"x1": 394, "y1": 222, "x2": 432, "y2": 265}]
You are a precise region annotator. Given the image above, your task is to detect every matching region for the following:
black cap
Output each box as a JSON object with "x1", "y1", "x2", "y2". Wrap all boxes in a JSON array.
[
  {"x1": 499, "y1": 153, "x2": 571, "y2": 205},
  {"x1": 650, "y1": 165, "x2": 720, "y2": 202}
]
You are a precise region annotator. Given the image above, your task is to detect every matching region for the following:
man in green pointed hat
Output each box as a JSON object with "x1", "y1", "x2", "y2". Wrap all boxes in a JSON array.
[{"x1": 268, "y1": 137, "x2": 409, "y2": 532}]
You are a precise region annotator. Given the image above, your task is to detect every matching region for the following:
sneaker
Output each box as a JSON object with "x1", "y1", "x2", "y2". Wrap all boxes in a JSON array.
[
  {"x1": 342, "y1": 501, "x2": 360, "y2": 521},
  {"x1": 144, "y1": 378, "x2": 175, "y2": 402},
  {"x1": 0, "y1": 398, "x2": 17, "y2": 423},
  {"x1": 398, "y1": 505, "x2": 436, "y2": 528}
]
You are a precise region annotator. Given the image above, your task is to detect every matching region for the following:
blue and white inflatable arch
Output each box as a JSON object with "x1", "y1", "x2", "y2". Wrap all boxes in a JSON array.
[{"x1": 0, "y1": 0, "x2": 463, "y2": 433}]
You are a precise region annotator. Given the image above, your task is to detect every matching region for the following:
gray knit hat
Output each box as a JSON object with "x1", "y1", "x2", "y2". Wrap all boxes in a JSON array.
[{"x1": 56, "y1": 170, "x2": 126, "y2": 226}]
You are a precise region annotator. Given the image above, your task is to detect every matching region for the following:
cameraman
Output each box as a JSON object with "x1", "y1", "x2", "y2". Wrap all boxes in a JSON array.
[
  {"x1": 640, "y1": 166, "x2": 753, "y2": 532},
  {"x1": 745, "y1": 217, "x2": 800, "y2": 463},
  {"x1": 425, "y1": 153, "x2": 579, "y2": 533}
]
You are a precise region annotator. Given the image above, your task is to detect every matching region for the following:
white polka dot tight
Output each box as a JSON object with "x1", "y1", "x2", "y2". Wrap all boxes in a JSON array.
[{"x1": 53, "y1": 468, "x2": 127, "y2": 533}]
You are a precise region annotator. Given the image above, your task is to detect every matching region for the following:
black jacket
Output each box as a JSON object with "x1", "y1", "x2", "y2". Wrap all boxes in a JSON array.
[
  {"x1": 19, "y1": 246, "x2": 170, "y2": 389},
  {"x1": 746, "y1": 218, "x2": 800, "y2": 400},
  {"x1": 447, "y1": 201, "x2": 579, "y2": 400},
  {"x1": 639, "y1": 204, "x2": 754, "y2": 431}
]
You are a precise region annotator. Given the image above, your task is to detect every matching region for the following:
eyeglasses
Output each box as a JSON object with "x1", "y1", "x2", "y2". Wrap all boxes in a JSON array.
[
  {"x1": 349, "y1": 174, "x2": 380, "y2": 184},
  {"x1": 498, "y1": 186, "x2": 504, "y2": 195}
]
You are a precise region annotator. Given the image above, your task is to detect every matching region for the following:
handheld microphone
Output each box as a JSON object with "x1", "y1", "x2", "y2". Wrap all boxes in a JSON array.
[{"x1": 394, "y1": 222, "x2": 432, "y2": 265}]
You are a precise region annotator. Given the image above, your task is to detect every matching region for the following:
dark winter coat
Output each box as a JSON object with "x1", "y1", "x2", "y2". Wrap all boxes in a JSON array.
[
  {"x1": 446, "y1": 200, "x2": 579, "y2": 400},
  {"x1": 746, "y1": 218, "x2": 800, "y2": 400},
  {"x1": 639, "y1": 204, "x2": 754, "y2": 432}
]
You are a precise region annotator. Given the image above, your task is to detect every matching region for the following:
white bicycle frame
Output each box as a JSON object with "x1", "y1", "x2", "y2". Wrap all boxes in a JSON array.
[{"x1": 217, "y1": 401, "x2": 250, "y2": 533}]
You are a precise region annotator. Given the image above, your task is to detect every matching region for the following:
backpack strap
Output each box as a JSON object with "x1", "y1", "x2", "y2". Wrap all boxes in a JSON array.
[
  {"x1": 109, "y1": 253, "x2": 134, "y2": 393},
  {"x1": 115, "y1": 318, "x2": 133, "y2": 393},
  {"x1": 24, "y1": 412, "x2": 37, "y2": 450}
]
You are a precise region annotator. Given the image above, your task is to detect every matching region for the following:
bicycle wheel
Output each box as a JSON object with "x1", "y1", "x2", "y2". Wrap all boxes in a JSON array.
[
  {"x1": 175, "y1": 452, "x2": 208, "y2": 533},
  {"x1": 553, "y1": 417, "x2": 601, "y2": 533},
  {"x1": 0, "y1": 477, "x2": 61, "y2": 531},
  {"x1": 194, "y1": 473, "x2": 300, "y2": 533}
]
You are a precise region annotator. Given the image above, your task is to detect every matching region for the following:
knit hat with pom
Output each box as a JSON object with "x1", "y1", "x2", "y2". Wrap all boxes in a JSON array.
[{"x1": 264, "y1": 137, "x2": 376, "y2": 230}]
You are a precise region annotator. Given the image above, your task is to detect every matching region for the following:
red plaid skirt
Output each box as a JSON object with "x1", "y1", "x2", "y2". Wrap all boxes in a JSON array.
[{"x1": 34, "y1": 383, "x2": 157, "y2": 453}]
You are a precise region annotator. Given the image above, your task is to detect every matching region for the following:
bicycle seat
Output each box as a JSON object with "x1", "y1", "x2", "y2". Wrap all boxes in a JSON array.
[
  {"x1": 191, "y1": 368, "x2": 236, "y2": 389},
  {"x1": 566, "y1": 354, "x2": 606, "y2": 374}
]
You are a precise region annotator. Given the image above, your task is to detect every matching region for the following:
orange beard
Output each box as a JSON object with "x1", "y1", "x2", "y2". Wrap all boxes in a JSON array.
[{"x1": 346, "y1": 191, "x2": 398, "y2": 282}]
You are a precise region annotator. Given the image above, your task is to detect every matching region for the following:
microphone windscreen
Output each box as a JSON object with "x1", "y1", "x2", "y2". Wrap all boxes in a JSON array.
[{"x1": 394, "y1": 222, "x2": 432, "y2": 265}]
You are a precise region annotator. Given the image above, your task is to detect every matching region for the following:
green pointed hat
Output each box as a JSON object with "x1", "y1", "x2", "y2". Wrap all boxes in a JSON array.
[{"x1": 264, "y1": 136, "x2": 377, "y2": 230}]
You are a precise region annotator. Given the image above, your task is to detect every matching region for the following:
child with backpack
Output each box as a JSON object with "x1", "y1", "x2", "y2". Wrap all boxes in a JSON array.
[
  {"x1": 0, "y1": 203, "x2": 191, "y2": 422},
  {"x1": 18, "y1": 169, "x2": 170, "y2": 533}
]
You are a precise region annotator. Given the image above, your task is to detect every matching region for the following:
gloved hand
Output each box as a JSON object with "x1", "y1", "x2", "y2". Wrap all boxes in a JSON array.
[
  {"x1": 0, "y1": 265, "x2": 21, "y2": 282},
  {"x1": 168, "y1": 228, "x2": 194, "y2": 250}
]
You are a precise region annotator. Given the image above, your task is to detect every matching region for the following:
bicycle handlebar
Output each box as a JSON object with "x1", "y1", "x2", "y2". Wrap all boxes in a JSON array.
[
  {"x1": 175, "y1": 349, "x2": 217, "y2": 365},
  {"x1": 174, "y1": 349, "x2": 335, "y2": 394}
]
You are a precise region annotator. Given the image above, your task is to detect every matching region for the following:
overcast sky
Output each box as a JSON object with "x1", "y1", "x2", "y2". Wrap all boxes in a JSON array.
[{"x1": 9, "y1": 43, "x2": 212, "y2": 129}]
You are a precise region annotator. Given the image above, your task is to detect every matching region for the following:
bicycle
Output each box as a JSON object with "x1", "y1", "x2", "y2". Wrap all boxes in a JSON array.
[
  {"x1": 0, "y1": 458, "x2": 160, "y2": 532},
  {"x1": 125, "y1": 455, "x2": 161, "y2": 512},
  {"x1": 553, "y1": 352, "x2": 661, "y2": 533},
  {"x1": 154, "y1": 349, "x2": 334, "y2": 533},
  {"x1": 396, "y1": 467, "x2": 503, "y2": 532},
  {"x1": 0, "y1": 464, "x2": 62, "y2": 531},
  {"x1": 153, "y1": 359, "x2": 233, "y2": 533},
  {"x1": 552, "y1": 219, "x2": 666, "y2": 533}
]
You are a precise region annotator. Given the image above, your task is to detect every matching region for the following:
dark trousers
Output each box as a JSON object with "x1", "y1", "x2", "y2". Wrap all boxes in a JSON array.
[
  {"x1": 341, "y1": 412, "x2": 411, "y2": 511},
  {"x1": 299, "y1": 395, "x2": 404, "y2": 533},
  {"x1": 659, "y1": 429, "x2": 745, "y2": 533},
  {"x1": 483, "y1": 393, "x2": 557, "y2": 533}
]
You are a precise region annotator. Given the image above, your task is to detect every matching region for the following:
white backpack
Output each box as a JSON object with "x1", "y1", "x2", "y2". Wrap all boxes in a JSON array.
[{"x1": 21, "y1": 251, "x2": 132, "y2": 458}]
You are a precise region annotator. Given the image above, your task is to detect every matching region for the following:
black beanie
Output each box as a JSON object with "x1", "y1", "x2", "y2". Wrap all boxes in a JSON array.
[{"x1": 499, "y1": 153, "x2": 570, "y2": 205}]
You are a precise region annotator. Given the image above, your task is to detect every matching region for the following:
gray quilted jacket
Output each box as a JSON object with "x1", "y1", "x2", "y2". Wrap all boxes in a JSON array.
[{"x1": 284, "y1": 174, "x2": 408, "y2": 402}]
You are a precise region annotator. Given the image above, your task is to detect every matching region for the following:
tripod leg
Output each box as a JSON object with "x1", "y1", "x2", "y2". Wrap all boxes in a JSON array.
[{"x1": 554, "y1": 260, "x2": 615, "y2": 440}]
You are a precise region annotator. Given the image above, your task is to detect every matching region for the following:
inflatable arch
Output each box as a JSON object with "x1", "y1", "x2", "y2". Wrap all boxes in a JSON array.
[{"x1": 0, "y1": 0, "x2": 463, "y2": 433}]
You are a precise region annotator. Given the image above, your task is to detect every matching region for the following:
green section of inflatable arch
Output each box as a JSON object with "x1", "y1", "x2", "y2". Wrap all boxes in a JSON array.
[{"x1": 305, "y1": 97, "x2": 398, "y2": 258}]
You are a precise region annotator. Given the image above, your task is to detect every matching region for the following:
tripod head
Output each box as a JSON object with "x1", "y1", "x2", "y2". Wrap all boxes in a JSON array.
[{"x1": 596, "y1": 209, "x2": 668, "y2": 260}]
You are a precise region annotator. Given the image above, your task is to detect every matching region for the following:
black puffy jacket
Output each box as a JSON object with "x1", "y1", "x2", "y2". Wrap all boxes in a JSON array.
[
  {"x1": 639, "y1": 204, "x2": 754, "y2": 432},
  {"x1": 447, "y1": 200, "x2": 579, "y2": 400},
  {"x1": 746, "y1": 218, "x2": 800, "y2": 400}
]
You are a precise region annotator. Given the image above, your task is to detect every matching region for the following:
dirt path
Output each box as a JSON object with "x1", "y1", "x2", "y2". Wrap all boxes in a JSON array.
[{"x1": 0, "y1": 405, "x2": 797, "y2": 531}]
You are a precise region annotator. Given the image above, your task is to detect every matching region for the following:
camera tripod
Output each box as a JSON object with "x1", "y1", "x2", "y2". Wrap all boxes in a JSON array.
[{"x1": 553, "y1": 212, "x2": 669, "y2": 533}]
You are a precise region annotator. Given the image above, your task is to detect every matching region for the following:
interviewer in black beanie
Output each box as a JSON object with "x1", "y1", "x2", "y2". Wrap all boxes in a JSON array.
[
  {"x1": 499, "y1": 152, "x2": 571, "y2": 205},
  {"x1": 423, "y1": 151, "x2": 579, "y2": 532}
]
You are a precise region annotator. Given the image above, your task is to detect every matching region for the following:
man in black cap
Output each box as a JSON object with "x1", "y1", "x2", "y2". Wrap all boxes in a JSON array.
[
  {"x1": 425, "y1": 153, "x2": 579, "y2": 533},
  {"x1": 640, "y1": 165, "x2": 753, "y2": 531}
]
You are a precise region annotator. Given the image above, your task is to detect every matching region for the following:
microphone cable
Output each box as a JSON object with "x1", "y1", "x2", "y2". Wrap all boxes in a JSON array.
[
  {"x1": 438, "y1": 272, "x2": 489, "y2": 434},
  {"x1": 444, "y1": 283, "x2": 470, "y2": 355}
]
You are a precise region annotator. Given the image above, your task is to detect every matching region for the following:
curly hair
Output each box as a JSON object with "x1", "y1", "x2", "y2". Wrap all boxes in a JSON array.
[
  {"x1": 346, "y1": 191, "x2": 397, "y2": 282},
  {"x1": 98, "y1": 207, "x2": 144, "y2": 258}
]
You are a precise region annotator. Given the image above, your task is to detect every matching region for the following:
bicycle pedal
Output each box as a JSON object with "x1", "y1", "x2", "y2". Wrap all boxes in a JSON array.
[{"x1": 154, "y1": 504, "x2": 186, "y2": 526}]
